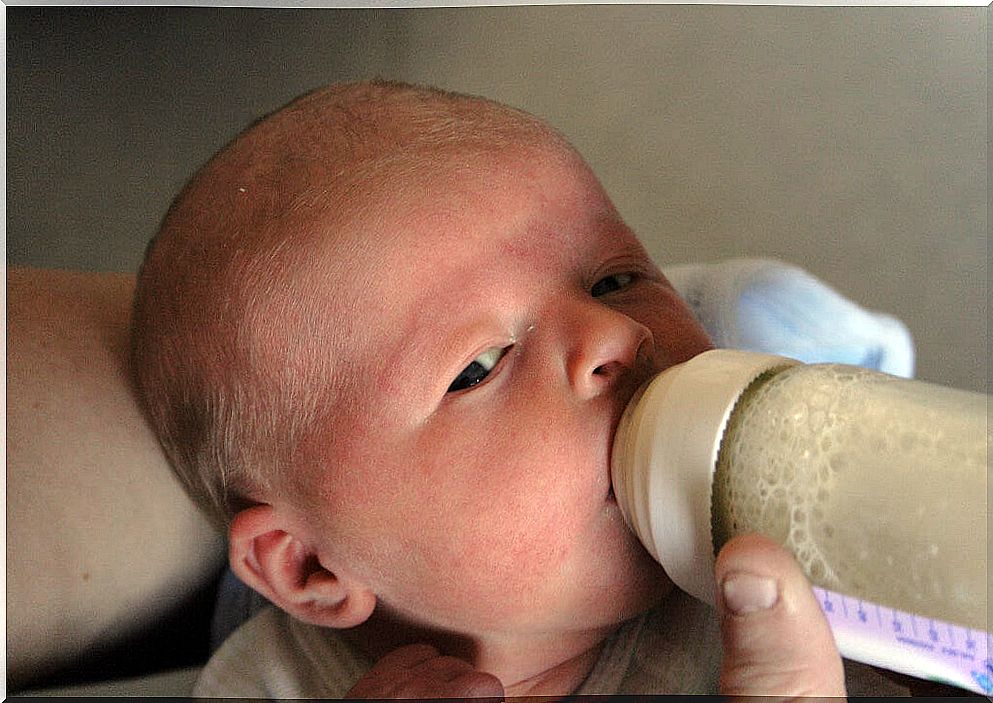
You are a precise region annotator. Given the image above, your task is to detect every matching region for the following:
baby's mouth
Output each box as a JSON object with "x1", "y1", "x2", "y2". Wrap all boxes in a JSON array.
[
  {"x1": 606, "y1": 414, "x2": 621, "y2": 503},
  {"x1": 607, "y1": 373, "x2": 655, "y2": 504},
  {"x1": 605, "y1": 405, "x2": 629, "y2": 505}
]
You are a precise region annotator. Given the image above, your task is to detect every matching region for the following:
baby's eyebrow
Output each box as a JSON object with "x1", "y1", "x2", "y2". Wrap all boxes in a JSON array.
[
  {"x1": 583, "y1": 237, "x2": 654, "y2": 274},
  {"x1": 374, "y1": 305, "x2": 471, "y2": 394}
]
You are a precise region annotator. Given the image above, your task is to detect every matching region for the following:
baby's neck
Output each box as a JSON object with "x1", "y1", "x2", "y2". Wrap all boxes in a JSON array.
[
  {"x1": 473, "y1": 631, "x2": 609, "y2": 697},
  {"x1": 341, "y1": 608, "x2": 618, "y2": 697}
]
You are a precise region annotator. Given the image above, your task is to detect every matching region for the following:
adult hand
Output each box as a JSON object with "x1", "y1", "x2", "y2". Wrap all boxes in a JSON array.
[
  {"x1": 715, "y1": 533, "x2": 847, "y2": 698},
  {"x1": 345, "y1": 643, "x2": 505, "y2": 699}
]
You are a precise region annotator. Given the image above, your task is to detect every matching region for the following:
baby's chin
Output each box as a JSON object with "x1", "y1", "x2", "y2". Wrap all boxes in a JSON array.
[
  {"x1": 596, "y1": 530, "x2": 675, "y2": 624},
  {"x1": 630, "y1": 550, "x2": 676, "y2": 612}
]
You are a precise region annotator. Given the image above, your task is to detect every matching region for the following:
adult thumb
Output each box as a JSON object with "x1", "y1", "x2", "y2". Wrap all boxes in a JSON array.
[{"x1": 715, "y1": 533, "x2": 846, "y2": 698}]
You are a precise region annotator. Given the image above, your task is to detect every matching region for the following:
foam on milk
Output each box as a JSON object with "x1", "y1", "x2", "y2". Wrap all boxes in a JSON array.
[{"x1": 711, "y1": 363, "x2": 987, "y2": 631}]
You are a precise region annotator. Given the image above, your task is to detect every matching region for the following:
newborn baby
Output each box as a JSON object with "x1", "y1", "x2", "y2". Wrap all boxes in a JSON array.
[{"x1": 132, "y1": 79, "x2": 860, "y2": 697}]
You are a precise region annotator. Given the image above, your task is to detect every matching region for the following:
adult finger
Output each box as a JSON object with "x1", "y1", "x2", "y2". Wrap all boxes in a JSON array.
[{"x1": 715, "y1": 533, "x2": 846, "y2": 698}]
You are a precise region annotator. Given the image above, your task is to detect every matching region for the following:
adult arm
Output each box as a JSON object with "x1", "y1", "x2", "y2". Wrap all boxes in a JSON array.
[{"x1": 7, "y1": 267, "x2": 226, "y2": 690}]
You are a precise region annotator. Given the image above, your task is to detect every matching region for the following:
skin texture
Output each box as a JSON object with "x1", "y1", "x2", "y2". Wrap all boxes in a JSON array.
[
  {"x1": 142, "y1": 82, "x2": 847, "y2": 697},
  {"x1": 716, "y1": 534, "x2": 846, "y2": 699},
  {"x1": 236, "y1": 138, "x2": 715, "y2": 695},
  {"x1": 7, "y1": 269, "x2": 226, "y2": 689}
]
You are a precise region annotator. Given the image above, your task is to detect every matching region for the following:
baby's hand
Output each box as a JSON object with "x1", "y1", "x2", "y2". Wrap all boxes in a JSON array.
[{"x1": 346, "y1": 643, "x2": 505, "y2": 699}]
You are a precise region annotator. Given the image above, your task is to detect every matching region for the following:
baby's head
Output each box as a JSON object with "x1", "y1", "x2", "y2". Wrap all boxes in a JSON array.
[{"x1": 132, "y1": 80, "x2": 711, "y2": 643}]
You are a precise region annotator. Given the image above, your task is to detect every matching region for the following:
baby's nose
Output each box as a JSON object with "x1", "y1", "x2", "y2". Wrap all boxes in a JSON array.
[{"x1": 565, "y1": 302, "x2": 653, "y2": 400}]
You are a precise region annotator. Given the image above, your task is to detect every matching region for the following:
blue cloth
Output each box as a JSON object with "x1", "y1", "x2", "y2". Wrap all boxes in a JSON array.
[
  {"x1": 663, "y1": 258, "x2": 915, "y2": 378},
  {"x1": 210, "y1": 258, "x2": 916, "y2": 651}
]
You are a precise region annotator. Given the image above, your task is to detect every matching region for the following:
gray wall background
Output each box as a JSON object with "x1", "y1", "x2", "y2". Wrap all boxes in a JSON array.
[{"x1": 7, "y1": 6, "x2": 987, "y2": 392}]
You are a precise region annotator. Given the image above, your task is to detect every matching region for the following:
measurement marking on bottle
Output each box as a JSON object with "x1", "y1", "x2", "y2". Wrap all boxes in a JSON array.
[
  {"x1": 812, "y1": 587, "x2": 992, "y2": 693},
  {"x1": 856, "y1": 599, "x2": 867, "y2": 624}
]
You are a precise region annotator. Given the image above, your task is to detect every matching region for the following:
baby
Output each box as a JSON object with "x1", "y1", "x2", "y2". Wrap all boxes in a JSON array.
[{"x1": 131, "y1": 80, "x2": 854, "y2": 697}]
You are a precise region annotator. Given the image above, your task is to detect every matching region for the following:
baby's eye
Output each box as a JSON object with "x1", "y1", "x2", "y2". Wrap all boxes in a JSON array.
[
  {"x1": 591, "y1": 273, "x2": 635, "y2": 297},
  {"x1": 447, "y1": 346, "x2": 509, "y2": 393}
]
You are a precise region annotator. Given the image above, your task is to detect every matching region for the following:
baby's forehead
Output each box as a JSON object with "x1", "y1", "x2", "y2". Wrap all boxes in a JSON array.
[
  {"x1": 302, "y1": 132, "x2": 586, "y2": 251},
  {"x1": 296, "y1": 139, "x2": 622, "y2": 335},
  {"x1": 230, "y1": 93, "x2": 609, "y2": 375}
]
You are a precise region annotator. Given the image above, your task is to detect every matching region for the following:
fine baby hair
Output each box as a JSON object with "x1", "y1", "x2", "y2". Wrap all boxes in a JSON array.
[
  {"x1": 130, "y1": 79, "x2": 570, "y2": 528},
  {"x1": 128, "y1": 79, "x2": 926, "y2": 699}
]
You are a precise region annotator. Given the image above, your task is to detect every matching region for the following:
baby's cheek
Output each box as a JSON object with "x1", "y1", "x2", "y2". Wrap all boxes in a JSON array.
[
  {"x1": 647, "y1": 289, "x2": 713, "y2": 360},
  {"x1": 460, "y1": 491, "x2": 584, "y2": 586}
]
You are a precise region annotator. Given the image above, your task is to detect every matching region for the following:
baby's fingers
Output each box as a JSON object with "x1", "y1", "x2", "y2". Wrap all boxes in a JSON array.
[{"x1": 346, "y1": 643, "x2": 505, "y2": 699}]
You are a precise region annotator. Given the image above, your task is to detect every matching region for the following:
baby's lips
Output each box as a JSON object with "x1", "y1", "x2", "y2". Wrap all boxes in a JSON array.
[
  {"x1": 606, "y1": 375, "x2": 649, "y2": 500},
  {"x1": 606, "y1": 407, "x2": 625, "y2": 497},
  {"x1": 608, "y1": 367, "x2": 661, "y2": 496}
]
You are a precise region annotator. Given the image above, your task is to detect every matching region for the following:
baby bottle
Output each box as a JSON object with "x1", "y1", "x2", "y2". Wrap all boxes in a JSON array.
[{"x1": 611, "y1": 349, "x2": 991, "y2": 693}]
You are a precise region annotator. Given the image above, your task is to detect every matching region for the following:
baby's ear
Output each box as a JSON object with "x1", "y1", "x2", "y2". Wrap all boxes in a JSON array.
[{"x1": 228, "y1": 504, "x2": 376, "y2": 628}]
